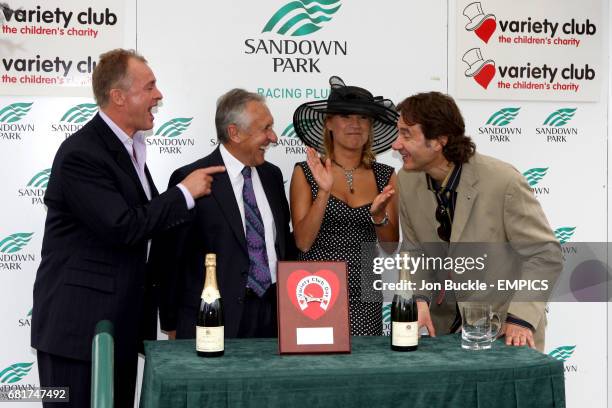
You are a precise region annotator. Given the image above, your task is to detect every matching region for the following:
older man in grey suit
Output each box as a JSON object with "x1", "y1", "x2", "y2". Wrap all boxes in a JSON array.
[{"x1": 392, "y1": 92, "x2": 562, "y2": 351}]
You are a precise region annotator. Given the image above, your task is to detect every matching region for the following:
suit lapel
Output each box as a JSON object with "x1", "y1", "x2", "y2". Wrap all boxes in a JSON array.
[
  {"x1": 415, "y1": 173, "x2": 438, "y2": 235},
  {"x1": 208, "y1": 148, "x2": 248, "y2": 253},
  {"x1": 144, "y1": 166, "x2": 159, "y2": 198},
  {"x1": 450, "y1": 161, "x2": 479, "y2": 243},
  {"x1": 92, "y1": 114, "x2": 150, "y2": 202},
  {"x1": 258, "y1": 164, "x2": 284, "y2": 256}
]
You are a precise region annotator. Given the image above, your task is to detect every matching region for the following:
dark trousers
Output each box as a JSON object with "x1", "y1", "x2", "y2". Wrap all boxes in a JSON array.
[
  {"x1": 237, "y1": 284, "x2": 277, "y2": 338},
  {"x1": 37, "y1": 351, "x2": 90, "y2": 408},
  {"x1": 37, "y1": 350, "x2": 138, "y2": 408}
]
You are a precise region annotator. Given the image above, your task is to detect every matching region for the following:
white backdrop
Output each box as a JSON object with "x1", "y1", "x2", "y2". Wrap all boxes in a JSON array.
[{"x1": 0, "y1": 1, "x2": 609, "y2": 407}]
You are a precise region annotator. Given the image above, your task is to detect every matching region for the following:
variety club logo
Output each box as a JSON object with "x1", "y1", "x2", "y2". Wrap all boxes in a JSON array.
[
  {"x1": 262, "y1": 0, "x2": 341, "y2": 36},
  {"x1": 495, "y1": 15, "x2": 596, "y2": 47},
  {"x1": 245, "y1": 0, "x2": 347, "y2": 73},
  {"x1": 287, "y1": 269, "x2": 339, "y2": 320},
  {"x1": 274, "y1": 123, "x2": 307, "y2": 154},
  {"x1": 0, "y1": 102, "x2": 34, "y2": 140},
  {"x1": 462, "y1": 2, "x2": 497, "y2": 43},
  {"x1": 461, "y1": 48, "x2": 495, "y2": 89},
  {"x1": 0, "y1": 4, "x2": 117, "y2": 27},
  {"x1": 548, "y1": 345, "x2": 578, "y2": 373},
  {"x1": 0, "y1": 232, "x2": 35, "y2": 270},
  {"x1": 536, "y1": 108, "x2": 577, "y2": 143},
  {"x1": 464, "y1": 3, "x2": 597, "y2": 47},
  {"x1": 1, "y1": 4, "x2": 118, "y2": 84},
  {"x1": 522, "y1": 167, "x2": 549, "y2": 195},
  {"x1": 459, "y1": 3, "x2": 598, "y2": 94},
  {"x1": 0, "y1": 362, "x2": 34, "y2": 384},
  {"x1": 554, "y1": 227, "x2": 576, "y2": 245},
  {"x1": 51, "y1": 103, "x2": 97, "y2": 138},
  {"x1": 147, "y1": 117, "x2": 195, "y2": 154},
  {"x1": 17, "y1": 168, "x2": 50, "y2": 206},
  {"x1": 477, "y1": 107, "x2": 521, "y2": 142}
]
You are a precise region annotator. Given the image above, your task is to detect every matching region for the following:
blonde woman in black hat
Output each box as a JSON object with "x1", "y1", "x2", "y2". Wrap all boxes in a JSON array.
[{"x1": 290, "y1": 76, "x2": 399, "y2": 335}]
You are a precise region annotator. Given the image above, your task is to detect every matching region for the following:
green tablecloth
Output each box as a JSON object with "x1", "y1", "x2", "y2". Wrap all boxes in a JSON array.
[{"x1": 140, "y1": 335, "x2": 565, "y2": 408}]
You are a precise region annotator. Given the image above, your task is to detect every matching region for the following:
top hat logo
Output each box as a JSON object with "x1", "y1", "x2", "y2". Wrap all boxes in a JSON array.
[
  {"x1": 462, "y1": 48, "x2": 495, "y2": 89},
  {"x1": 463, "y1": 2, "x2": 497, "y2": 43}
]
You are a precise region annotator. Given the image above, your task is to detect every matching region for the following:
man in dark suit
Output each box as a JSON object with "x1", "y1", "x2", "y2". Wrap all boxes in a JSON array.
[
  {"x1": 31, "y1": 49, "x2": 224, "y2": 408},
  {"x1": 160, "y1": 89, "x2": 295, "y2": 340}
]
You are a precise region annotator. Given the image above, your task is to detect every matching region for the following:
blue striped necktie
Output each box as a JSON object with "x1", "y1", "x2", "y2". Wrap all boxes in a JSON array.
[{"x1": 241, "y1": 166, "x2": 271, "y2": 297}]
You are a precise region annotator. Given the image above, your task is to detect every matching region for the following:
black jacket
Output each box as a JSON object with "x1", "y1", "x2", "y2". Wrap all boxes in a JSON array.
[
  {"x1": 31, "y1": 113, "x2": 192, "y2": 361},
  {"x1": 159, "y1": 147, "x2": 295, "y2": 338}
]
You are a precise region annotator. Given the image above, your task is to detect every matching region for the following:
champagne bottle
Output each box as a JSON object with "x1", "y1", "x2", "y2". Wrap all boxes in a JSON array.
[
  {"x1": 390, "y1": 264, "x2": 418, "y2": 351},
  {"x1": 196, "y1": 253, "x2": 224, "y2": 357}
]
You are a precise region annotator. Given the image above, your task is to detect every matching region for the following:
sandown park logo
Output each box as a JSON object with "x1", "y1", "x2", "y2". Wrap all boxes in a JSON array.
[
  {"x1": 382, "y1": 303, "x2": 391, "y2": 324},
  {"x1": 536, "y1": 108, "x2": 577, "y2": 142},
  {"x1": 543, "y1": 108, "x2": 576, "y2": 127},
  {"x1": 478, "y1": 107, "x2": 521, "y2": 142},
  {"x1": 149, "y1": 117, "x2": 195, "y2": 154},
  {"x1": 0, "y1": 103, "x2": 33, "y2": 123},
  {"x1": 18, "y1": 169, "x2": 49, "y2": 205},
  {"x1": 275, "y1": 123, "x2": 306, "y2": 154},
  {"x1": 281, "y1": 123, "x2": 299, "y2": 138},
  {"x1": 522, "y1": 168, "x2": 548, "y2": 187},
  {"x1": 485, "y1": 107, "x2": 520, "y2": 126},
  {"x1": 60, "y1": 103, "x2": 98, "y2": 124},
  {"x1": 548, "y1": 345, "x2": 576, "y2": 362},
  {"x1": 554, "y1": 227, "x2": 576, "y2": 244},
  {"x1": 154, "y1": 118, "x2": 193, "y2": 138},
  {"x1": 262, "y1": 0, "x2": 341, "y2": 36},
  {"x1": 0, "y1": 362, "x2": 34, "y2": 384},
  {"x1": 382, "y1": 303, "x2": 391, "y2": 336},
  {"x1": 27, "y1": 169, "x2": 51, "y2": 188},
  {"x1": 0, "y1": 233, "x2": 34, "y2": 254}
]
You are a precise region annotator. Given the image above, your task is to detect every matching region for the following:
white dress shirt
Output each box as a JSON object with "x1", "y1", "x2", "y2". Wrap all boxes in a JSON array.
[
  {"x1": 99, "y1": 111, "x2": 152, "y2": 199},
  {"x1": 99, "y1": 111, "x2": 194, "y2": 262},
  {"x1": 219, "y1": 144, "x2": 278, "y2": 283},
  {"x1": 98, "y1": 111, "x2": 194, "y2": 208}
]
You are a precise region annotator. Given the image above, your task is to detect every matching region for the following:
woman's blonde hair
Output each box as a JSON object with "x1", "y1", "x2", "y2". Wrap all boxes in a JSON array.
[{"x1": 322, "y1": 115, "x2": 376, "y2": 168}]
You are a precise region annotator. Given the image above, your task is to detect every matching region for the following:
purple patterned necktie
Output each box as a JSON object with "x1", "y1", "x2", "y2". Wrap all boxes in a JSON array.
[{"x1": 241, "y1": 166, "x2": 271, "y2": 297}]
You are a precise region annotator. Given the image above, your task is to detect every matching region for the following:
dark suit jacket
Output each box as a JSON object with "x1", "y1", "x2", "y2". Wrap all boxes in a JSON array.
[
  {"x1": 159, "y1": 147, "x2": 295, "y2": 338},
  {"x1": 31, "y1": 113, "x2": 192, "y2": 361}
]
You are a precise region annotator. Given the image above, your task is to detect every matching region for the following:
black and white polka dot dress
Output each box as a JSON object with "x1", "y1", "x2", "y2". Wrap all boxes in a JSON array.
[{"x1": 296, "y1": 161, "x2": 394, "y2": 336}]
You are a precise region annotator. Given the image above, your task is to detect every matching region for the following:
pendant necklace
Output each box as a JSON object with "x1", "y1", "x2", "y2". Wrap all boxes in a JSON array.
[{"x1": 332, "y1": 160, "x2": 359, "y2": 193}]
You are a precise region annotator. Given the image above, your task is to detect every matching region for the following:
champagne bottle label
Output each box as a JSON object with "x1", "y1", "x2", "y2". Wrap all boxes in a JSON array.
[
  {"x1": 392, "y1": 322, "x2": 418, "y2": 347},
  {"x1": 202, "y1": 287, "x2": 221, "y2": 303},
  {"x1": 196, "y1": 326, "x2": 224, "y2": 352}
]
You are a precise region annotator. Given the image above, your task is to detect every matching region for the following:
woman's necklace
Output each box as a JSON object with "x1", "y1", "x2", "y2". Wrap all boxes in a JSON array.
[{"x1": 332, "y1": 160, "x2": 360, "y2": 193}]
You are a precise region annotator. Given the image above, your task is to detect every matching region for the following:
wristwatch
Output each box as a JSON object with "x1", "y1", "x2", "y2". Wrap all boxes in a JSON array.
[{"x1": 370, "y1": 212, "x2": 389, "y2": 227}]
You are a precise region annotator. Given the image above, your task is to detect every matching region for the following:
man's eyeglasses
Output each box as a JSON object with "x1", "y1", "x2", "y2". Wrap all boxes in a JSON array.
[{"x1": 435, "y1": 203, "x2": 451, "y2": 242}]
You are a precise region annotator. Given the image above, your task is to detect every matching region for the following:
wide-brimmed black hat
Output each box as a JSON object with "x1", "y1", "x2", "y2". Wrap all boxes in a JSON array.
[{"x1": 293, "y1": 76, "x2": 399, "y2": 155}]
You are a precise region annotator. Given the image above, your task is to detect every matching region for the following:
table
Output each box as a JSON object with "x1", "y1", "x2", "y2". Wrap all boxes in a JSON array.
[{"x1": 140, "y1": 335, "x2": 565, "y2": 408}]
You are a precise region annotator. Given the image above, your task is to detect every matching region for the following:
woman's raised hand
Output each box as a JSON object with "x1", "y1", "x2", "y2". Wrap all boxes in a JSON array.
[
  {"x1": 306, "y1": 147, "x2": 333, "y2": 193},
  {"x1": 370, "y1": 184, "x2": 395, "y2": 219}
]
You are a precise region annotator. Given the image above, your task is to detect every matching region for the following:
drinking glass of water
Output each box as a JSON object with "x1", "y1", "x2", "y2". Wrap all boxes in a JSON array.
[{"x1": 461, "y1": 304, "x2": 501, "y2": 350}]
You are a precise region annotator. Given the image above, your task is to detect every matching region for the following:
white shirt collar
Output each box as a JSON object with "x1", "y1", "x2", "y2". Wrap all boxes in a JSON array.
[
  {"x1": 98, "y1": 110, "x2": 146, "y2": 147},
  {"x1": 219, "y1": 144, "x2": 249, "y2": 180},
  {"x1": 98, "y1": 110, "x2": 147, "y2": 164}
]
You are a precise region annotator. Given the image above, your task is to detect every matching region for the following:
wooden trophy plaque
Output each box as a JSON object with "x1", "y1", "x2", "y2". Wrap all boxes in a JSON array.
[{"x1": 277, "y1": 261, "x2": 350, "y2": 354}]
